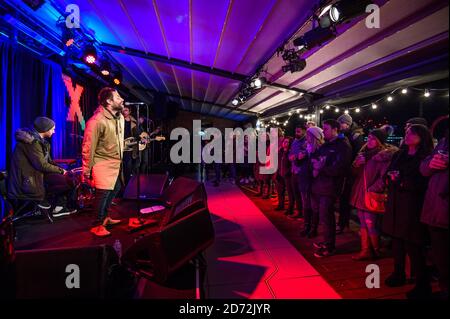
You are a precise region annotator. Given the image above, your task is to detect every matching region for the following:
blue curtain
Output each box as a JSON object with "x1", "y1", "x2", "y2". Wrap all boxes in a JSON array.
[{"x1": 0, "y1": 40, "x2": 66, "y2": 217}]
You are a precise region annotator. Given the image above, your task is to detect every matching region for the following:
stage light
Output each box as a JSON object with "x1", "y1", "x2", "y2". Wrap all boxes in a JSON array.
[
  {"x1": 387, "y1": 96, "x2": 393, "y2": 102},
  {"x1": 62, "y1": 28, "x2": 75, "y2": 47},
  {"x1": 100, "y1": 60, "x2": 111, "y2": 76},
  {"x1": 231, "y1": 98, "x2": 239, "y2": 106},
  {"x1": 83, "y1": 45, "x2": 97, "y2": 64},
  {"x1": 372, "y1": 103, "x2": 378, "y2": 109},
  {"x1": 282, "y1": 58, "x2": 307, "y2": 73},
  {"x1": 401, "y1": 88, "x2": 408, "y2": 94},
  {"x1": 424, "y1": 90, "x2": 431, "y2": 98},
  {"x1": 251, "y1": 77, "x2": 266, "y2": 89},
  {"x1": 112, "y1": 70, "x2": 122, "y2": 85},
  {"x1": 355, "y1": 108, "x2": 360, "y2": 113},
  {"x1": 293, "y1": 27, "x2": 336, "y2": 51},
  {"x1": 329, "y1": 0, "x2": 373, "y2": 24}
]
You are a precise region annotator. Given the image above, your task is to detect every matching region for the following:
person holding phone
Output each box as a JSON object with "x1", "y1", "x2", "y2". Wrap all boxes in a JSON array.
[{"x1": 382, "y1": 124, "x2": 434, "y2": 299}]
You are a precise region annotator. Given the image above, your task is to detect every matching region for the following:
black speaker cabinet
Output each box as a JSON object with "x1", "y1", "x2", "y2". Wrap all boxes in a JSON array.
[{"x1": 122, "y1": 177, "x2": 215, "y2": 283}]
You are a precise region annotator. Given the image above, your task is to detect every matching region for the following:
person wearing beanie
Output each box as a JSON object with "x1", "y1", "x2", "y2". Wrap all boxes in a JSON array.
[
  {"x1": 335, "y1": 113, "x2": 365, "y2": 234},
  {"x1": 349, "y1": 126, "x2": 398, "y2": 261},
  {"x1": 298, "y1": 126, "x2": 325, "y2": 238},
  {"x1": 8, "y1": 116, "x2": 78, "y2": 218},
  {"x1": 405, "y1": 117, "x2": 428, "y2": 131}
]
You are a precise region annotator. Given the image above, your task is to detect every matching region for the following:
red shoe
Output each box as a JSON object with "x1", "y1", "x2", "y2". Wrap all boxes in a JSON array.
[{"x1": 90, "y1": 225, "x2": 111, "y2": 237}]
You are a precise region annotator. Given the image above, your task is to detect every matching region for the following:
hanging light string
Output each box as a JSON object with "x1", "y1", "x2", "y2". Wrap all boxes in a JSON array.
[
  {"x1": 259, "y1": 86, "x2": 448, "y2": 127},
  {"x1": 320, "y1": 86, "x2": 449, "y2": 114}
]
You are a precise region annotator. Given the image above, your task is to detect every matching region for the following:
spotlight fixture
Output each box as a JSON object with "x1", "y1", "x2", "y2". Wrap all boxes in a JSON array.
[
  {"x1": 112, "y1": 70, "x2": 122, "y2": 85},
  {"x1": 250, "y1": 77, "x2": 266, "y2": 89},
  {"x1": 282, "y1": 58, "x2": 307, "y2": 73},
  {"x1": 424, "y1": 89, "x2": 431, "y2": 98},
  {"x1": 293, "y1": 27, "x2": 336, "y2": 51},
  {"x1": 83, "y1": 45, "x2": 97, "y2": 64},
  {"x1": 387, "y1": 96, "x2": 393, "y2": 102},
  {"x1": 401, "y1": 88, "x2": 408, "y2": 94},
  {"x1": 100, "y1": 60, "x2": 111, "y2": 76},
  {"x1": 329, "y1": 0, "x2": 373, "y2": 24}
]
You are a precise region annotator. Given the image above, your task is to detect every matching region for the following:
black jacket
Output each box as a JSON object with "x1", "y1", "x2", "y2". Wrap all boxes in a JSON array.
[
  {"x1": 311, "y1": 136, "x2": 353, "y2": 197},
  {"x1": 341, "y1": 123, "x2": 365, "y2": 160},
  {"x1": 382, "y1": 149, "x2": 429, "y2": 243},
  {"x1": 420, "y1": 137, "x2": 449, "y2": 229},
  {"x1": 7, "y1": 128, "x2": 63, "y2": 201}
]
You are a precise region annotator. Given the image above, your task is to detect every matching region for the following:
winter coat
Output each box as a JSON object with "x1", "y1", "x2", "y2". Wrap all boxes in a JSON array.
[
  {"x1": 288, "y1": 136, "x2": 307, "y2": 175},
  {"x1": 7, "y1": 128, "x2": 64, "y2": 200},
  {"x1": 82, "y1": 106, "x2": 125, "y2": 190},
  {"x1": 382, "y1": 149, "x2": 429, "y2": 243},
  {"x1": 278, "y1": 148, "x2": 292, "y2": 178},
  {"x1": 350, "y1": 144, "x2": 398, "y2": 212},
  {"x1": 341, "y1": 123, "x2": 365, "y2": 160},
  {"x1": 420, "y1": 137, "x2": 449, "y2": 229},
  {"x1": 311, "y1": 136, "x2": 353, "y2": 197}
]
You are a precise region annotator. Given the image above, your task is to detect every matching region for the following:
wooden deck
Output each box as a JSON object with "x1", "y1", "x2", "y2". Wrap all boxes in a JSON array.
[{"x1": 239, "y1": 185, "x2": 440, "y2": 299}]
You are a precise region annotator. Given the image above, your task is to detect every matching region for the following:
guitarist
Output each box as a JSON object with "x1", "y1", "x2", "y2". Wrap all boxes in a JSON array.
[{"x1": 122, "y1": 106, "x2": 141, "y2": 185}]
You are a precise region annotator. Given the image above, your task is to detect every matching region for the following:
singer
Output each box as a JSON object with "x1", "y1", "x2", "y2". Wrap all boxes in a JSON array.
[{"x1": 82, "y1": 87, "x2": 125, "y2": 237}]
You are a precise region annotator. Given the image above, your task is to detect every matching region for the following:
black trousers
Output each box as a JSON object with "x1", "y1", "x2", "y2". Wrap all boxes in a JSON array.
[
  {"x1": 338, "y1": 179, "x2": 352, "y2": 228},
  {"x1": 311, "y1": 193, "x2": 336, "y2": 249},
  {"x1": 92, "y1": 178, "x2": 122, "y2": 226},
  {"x1": 392, "y1": 237, "x2": 430, "y2": 288},
  {"x1": 44, "y1": 173, "x2": 77, "y2": 208},
  {"x1": 428, "y1": 226, "x2": 449, "y2": 292},
  {"x1": 291, "y1": 174, "x2": 303, "y2": 214}
]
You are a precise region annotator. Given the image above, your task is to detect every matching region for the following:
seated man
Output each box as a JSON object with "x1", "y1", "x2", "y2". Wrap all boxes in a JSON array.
[{"x1": 7, "y1": 117, "x2": 77, "y2": 217}]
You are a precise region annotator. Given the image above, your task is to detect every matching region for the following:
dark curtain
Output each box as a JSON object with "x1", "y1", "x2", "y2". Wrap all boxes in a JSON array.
[{"x1": 0, "y1": 40, "x2": 103, "y2": 218}]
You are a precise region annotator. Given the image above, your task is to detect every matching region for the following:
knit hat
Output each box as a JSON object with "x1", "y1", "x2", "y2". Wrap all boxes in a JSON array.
[
  {"x1": 33, "y1": 117, "x2": 55, "y2": 133},
  {"x1": 307, "y1": 126, "x2": 324, "y2": 141},
  {"x1": 337, "y1": 113, "x2": 353, "y2": 126},
  {"x1": 369, "y1": 127, "x2": 388, "y2": 145},
  {"x1": 406, "y1": 117, "x2": 428, "y2": 127}
]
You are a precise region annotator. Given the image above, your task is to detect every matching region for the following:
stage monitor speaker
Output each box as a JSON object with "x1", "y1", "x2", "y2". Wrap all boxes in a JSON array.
[
  {"x1": 14, "y1": 245, "x2": 135, "y2": 298},
  {"x1": 123, "y1": 173, "x2": 169, "y2": 200},
  {"x1": 122, "y1": 177, "x2": 214, "y2": 283}
]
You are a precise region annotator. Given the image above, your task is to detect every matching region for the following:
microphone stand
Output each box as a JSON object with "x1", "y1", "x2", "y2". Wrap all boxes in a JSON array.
[{"x1": 129, "y1": 103, "x2": 156, "y2": 232}]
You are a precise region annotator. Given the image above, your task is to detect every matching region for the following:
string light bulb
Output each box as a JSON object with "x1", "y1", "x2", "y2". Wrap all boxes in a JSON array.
[
  {"x1": 355, "y1": 108, "x2": 360, "y2": 113},
  {"x1": 372, "y1": 103, "x2": 378, "y2": 109},
  {"x1": 387, "y1": 96, "x2": 393, "y2": 102},
  {"x1": 325, "y1": 105, "x2": 330, "y2": 110},
  {"x1": 424, "y1": 90, "x2": 431, "y2": 98},
  {"x1": 335, "y1": 108, "x2": 339, "y2": 113},
  {"x1": 344, "y1": 110, "x2": 349, "y2": 114},
  {"x1": 319, "y1": 109, "x2": 324, "y2": 114},
  {"x1": 401, "y1": 88, "x2": 408, "y2": 94}
]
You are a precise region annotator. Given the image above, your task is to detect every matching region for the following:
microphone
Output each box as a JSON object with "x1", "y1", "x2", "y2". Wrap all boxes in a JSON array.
[{"x1": 124, "y1": 102, "x2": 146, "y2": 105}]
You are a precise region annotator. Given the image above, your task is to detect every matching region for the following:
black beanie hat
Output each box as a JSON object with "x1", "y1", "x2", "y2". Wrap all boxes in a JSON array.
[
  {"x1": 33, "y1": 117, "x2": 55, "y2": 133},
  {"x1": 369, "y1": 127, "x2": 388, "y2": 145},
  {"x1": 406, "y1": 117, "x2": 428, "y2": 127}
]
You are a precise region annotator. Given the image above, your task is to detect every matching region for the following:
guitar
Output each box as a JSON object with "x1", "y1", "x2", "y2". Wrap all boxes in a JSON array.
[{"x1": 124, "y1": 127, "x2": 165, "y2": 151}]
